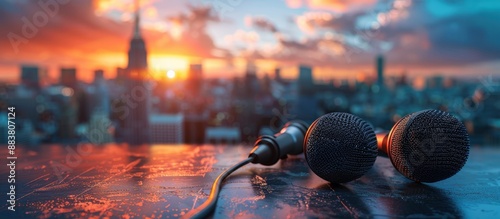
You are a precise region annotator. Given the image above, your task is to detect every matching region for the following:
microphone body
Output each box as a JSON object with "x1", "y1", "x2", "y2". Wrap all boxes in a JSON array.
[
  {"x1": 249, "y1": 121, "x2": 309, "y2": 165},
  {"x1": 303, "y1": 112, "x2": 378, "y2": 183},
  {"x1": 376, "y1": 109, "x2": 470, "y2": 183}
]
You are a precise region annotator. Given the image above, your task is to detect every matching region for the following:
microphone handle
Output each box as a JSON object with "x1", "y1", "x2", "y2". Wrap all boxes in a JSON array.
[
  {"x1": 375, "y1": 131, "x2": 390, "y2": 157},
  {"x1": 249, "y1": 121, "x2": 308, "y2": 166},
  {"x1": 274, "y1": 121, "x2": 308, "y2": 155}
]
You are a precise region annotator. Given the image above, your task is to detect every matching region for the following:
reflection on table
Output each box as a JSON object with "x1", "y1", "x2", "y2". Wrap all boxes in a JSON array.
[{"x1": 1, "y1": 144, "x2": 499, "y2": 218}]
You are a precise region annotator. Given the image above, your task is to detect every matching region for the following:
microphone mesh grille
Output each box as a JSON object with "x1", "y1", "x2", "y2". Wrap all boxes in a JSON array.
[
  {"x1": 389, "y1": 109, "x2": 470, "y2": 182},
  {"x1": 304, "y1": 112, "x2": 377, "y2": 183}
]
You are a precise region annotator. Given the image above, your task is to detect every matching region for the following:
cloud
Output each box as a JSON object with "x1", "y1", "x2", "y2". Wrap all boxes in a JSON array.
[
  {"x1": 168, "y1": 5, "x2": 220, "y2": 29},
  {"x1": 374, "y1": 0, "x2": 500, "y2": 67},
  {"x1": 245, "y1": 16, "x2": 279, "y2": 33},
  {"x1": 162, "y1": 5, "x2": 224, "y2": 58},
  {"x1": 286, "y1": 0, "x2": 377, "y2": 12},
  {"x1": 295, "y1": 11, "x2": 363, "y2": 34},
  {"x1": 238, "y1": 30, "x2": 353, "y2": 66},
  {"x1": 224, "y1": 29, "x2": 260, "y2": 45},
  {"x1": 0, "y1": 1, "x2": 128, "y2": 60},
  {"x1": 243, "y1": 13, "x2": 369, "y2": 66},
  {"x1": 0, "y1": 0, "x2": 229, "y2": 77},
  {"x1": 239, "y1": 0, "x2": 500, "y2": 70}
]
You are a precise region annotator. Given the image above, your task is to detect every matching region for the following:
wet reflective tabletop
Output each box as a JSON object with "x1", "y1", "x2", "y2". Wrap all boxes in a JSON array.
[{"x1": 1, "y1": 144, "x2": 499, "y2": 218}]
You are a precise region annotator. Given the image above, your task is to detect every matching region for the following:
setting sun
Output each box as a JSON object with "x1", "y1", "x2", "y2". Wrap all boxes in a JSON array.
[{"x1": 167, "y1": 69, "x2": 176, "y2": 79}]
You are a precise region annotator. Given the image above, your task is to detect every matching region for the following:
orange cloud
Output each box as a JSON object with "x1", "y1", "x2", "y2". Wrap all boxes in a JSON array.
[
  {"x1": 0, "y1": 1, "x2": 230, "y2": 82},
  {"x1": 95, "y1": 0, "x2": 157, "y2": 15},
  {"x1": 224, "y1": 30, "x2": 260, "y2": 45},
  {"x1": 286, "y1": 0, "x2": 377, "y2": 12},
  {"x1": 296, "y1": 12, "x2": 335, "y2": 34}
]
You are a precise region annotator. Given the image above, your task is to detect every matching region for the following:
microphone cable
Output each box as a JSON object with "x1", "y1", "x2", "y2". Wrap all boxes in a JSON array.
[
  {"x1": 183, "y1": 121, "x2": 308, "y2": 218},
  {"x1": 182, "y1": 156, "x2": 254, "y2": 219}
]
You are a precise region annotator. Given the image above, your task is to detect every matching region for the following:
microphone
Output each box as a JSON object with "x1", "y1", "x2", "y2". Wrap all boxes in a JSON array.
[
  {"x1": 376, "y1": 109, "x2": 470, "y2": 182},
  {"x1": 304, "y1": 112, "x2": 378, "y2": 183},
  {"x1": 249, "y1": 121, "x2": 309, "y2": 165}
]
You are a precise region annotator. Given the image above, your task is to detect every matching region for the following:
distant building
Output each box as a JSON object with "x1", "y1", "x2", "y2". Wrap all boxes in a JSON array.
[
  {"x1": 0, "y1": 112, "x2": 6, "y2": 144},
  {"x1": 94, "y1": 69, "x2": 104, "y2": 82},
  {"x1": 187, "y1": 64, "x2": 203, "y2": 95},
  {"x1": 293, "y1": 95, "x2": 319, "y2": 124},
  {"x1": 16, "y1": 120, "x2": 39, "y2": 146},
  {"x1": 38, "y1": 110, "x2": 58, "y2": 142},
  {"x1": 87, "y1": 111, "x2": 114, "y2": 144},
  {"x1": 60, "y1": 68, "x2": 77, "y2": 88},
  {"x1": 116, "y1": 67, "x2": 127, "y2": 81},
  {"x1": 244, "y1": 61, "x2": 260, "y2": 95},
  {"x1": 54, "y1": 65, "x2": 85, "y2": 140},
  {"x1": 293, "y1": 65, "x2": 318, "y2": 124},
  {"x1": 149, "y1": 114, "x2": 183, "y2": 144},
  {"x1": 21, "y1": 65, "x2": 44, "y2": 90},
  {"x1": 183, "y1": 113, "x2": 208, "y2": 144},
  {"x1": 205, "y1": 127, "x2": 241, "y2": 144},
  {"x1": 7, "y1": 96, "x2": 39, "y2": 128},
  {"x1": 58, "y1": 92, "x2": 78, "y2": 139},
  {"x1": 121, "y1": 1, "x2": 150, "y2": 145},
  {"x1": 90, "y1": 69, "x2": 110, "y2": 114},
  {"x1": 298, "y1": 65, "x2": 314, "y2": 95},
  {"x1": 274, "y1": 68, "x2": 282, "y2": 83},
  {"x1": 477, "y1": 84, "x2": 500, "y2": 143},
  {"x1": 127, "y1": 3, "x2": 148, "y2": 71},
  {"x1": 426, "y1": 75, "x2": 444, "y2": 89},
  {"x1": 236, "y1": 61, "x2": 260, "y2": 141},
  {"x1": 376, "y1": 55, "x2": 384, "y2": 90}
]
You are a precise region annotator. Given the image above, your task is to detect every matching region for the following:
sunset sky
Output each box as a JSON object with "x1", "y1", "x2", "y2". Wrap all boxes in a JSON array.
[{"x1": 1, "y1": 0, "x2": 499, "y2": 83}]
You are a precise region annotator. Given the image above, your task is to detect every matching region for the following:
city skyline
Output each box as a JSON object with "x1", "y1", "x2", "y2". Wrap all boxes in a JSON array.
[{"x1": 1, "y1": 0, "x2": 500, "y2": 83}]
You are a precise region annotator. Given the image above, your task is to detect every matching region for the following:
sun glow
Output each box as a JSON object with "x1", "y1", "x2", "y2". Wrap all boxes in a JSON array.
[
  {"x1": 166, "y1": 70, "x2": 176, "y2": 79},
  {"x1": 150, "y1": 55, "x2": 188, "y2": 71},
  {"x1": 149, "y1": 55, "x2": 189, "y2": 79}
]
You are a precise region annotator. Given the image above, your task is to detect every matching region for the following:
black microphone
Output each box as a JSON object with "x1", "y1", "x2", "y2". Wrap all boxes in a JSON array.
[
  {"x1": 249, "y1": 121, "x2": 309, "y2": 165},
  {"x1": 304, "y1": 112, "x2": 378, "y2": 183},
  {"x1": 376, "y1": 109, "x2": 470, "y2": 182}
]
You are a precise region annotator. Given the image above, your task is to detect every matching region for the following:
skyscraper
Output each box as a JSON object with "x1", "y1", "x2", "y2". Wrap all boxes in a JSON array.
[
  {"x1": 91, "y1": 69, "x2": 110, "y2": 114},
  {"x1": 94, "y1": 69, "x2": 104, "y2": 83},
  {"x1": 244, "y1": 61, "x2": 260, "y2": 95},
  {"x1": 294, "y1": 64, "x2": 318, "y2": 123},
  {"x1": 274, "y1": 68, "x2": 282, "y2": 83},
  {"x1": 122, "y1": 0, "x2": 150, "y2": 145},
  {"x1": 127, "y1": 0, "x2": 148, "y2": 72},
  {"x1": 116, "y1": 67, "x2": 127, "y2": 81},
  {"x1": 187, "y1": 64, "x2": 203, "y2": 95},
  {"x1": 60, "y1": 68, "x2": 77, "y2": 88},
  {"x1": 21, "y1": 65, "x2": 41, "y2": 90},
  {"x1": 58, "y1": 67, "x2": 85, "y2": 135},
  {"x1": 237, "y1": 61, "x2": 260, "y2": 141},
  {"x1": 298, "y1": 64, "x2": 314, "y2": 95},
  {"x1": 376, "y1": 55, "x2": 384, "y2": 89}
]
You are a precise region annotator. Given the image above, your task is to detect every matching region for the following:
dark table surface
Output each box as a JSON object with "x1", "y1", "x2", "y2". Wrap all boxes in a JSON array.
[{"x1": 1, "y1": 144, "x2": 499, "y2": 219}]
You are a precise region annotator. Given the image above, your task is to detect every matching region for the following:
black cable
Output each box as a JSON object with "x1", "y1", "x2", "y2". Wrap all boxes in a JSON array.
[{"x1": 182, "y1": 157, "x2": 254, "y2": 219}]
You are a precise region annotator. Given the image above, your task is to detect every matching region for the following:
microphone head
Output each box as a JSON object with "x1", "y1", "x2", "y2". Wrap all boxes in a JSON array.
[
  {"x1": 387, "y1": 109, "x2": 470, "y2": 183},
  {"x1": 304, "y1": 112, "x2": 378, "y2": 183}
]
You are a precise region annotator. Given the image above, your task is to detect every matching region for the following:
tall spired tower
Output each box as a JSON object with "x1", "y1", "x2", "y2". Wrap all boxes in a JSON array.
[
  {"x1": 127, "y1": 0, "x2": 148, "y2": 71},
  {"x1": 123, "y1": 0, "x2": 150, "y2": 145}
]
